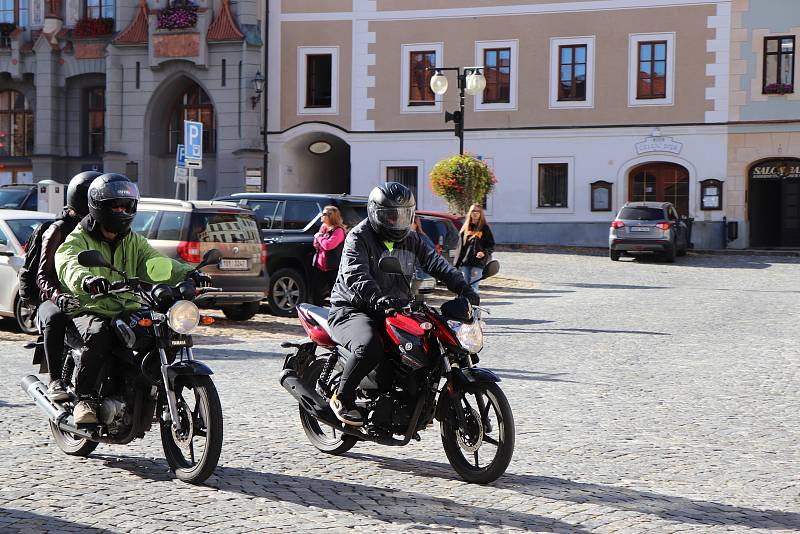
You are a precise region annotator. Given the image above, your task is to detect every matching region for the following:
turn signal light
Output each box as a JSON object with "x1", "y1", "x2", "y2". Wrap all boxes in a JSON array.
[
  {"x1": 137, "y1": 318, "x2": 153, "y2": 327},
  {"x1": 656, "y1": 222, "x2": 672, "y2": 231},
  {"x1": 200, "y1": 316, "x2": 215, "y2": 326},
  {"x1": 611, "y1": 221, "x2": 625, "y2": 229}
]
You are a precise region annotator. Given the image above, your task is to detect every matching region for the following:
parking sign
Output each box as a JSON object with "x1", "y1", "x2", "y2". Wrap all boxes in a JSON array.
[
  {"x1": 176, "y1": 144, "x2": 186, "y2": 168},
  {"x1": 184, "y1": 120, "x2": 203, "y2": 168}
]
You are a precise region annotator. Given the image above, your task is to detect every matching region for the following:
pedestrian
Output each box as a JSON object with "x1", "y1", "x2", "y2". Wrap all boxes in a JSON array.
[
  {"x1": 312, "y1": 205, "x2": 346, "y2": 305},
  {"x1": 455, "y1": 203, "x2": 495, "y2": 292}
]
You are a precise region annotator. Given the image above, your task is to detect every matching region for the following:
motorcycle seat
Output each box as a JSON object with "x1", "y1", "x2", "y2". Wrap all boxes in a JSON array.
[{"x1": 297, "y1": 303, "x2": 340, "y2": 345}]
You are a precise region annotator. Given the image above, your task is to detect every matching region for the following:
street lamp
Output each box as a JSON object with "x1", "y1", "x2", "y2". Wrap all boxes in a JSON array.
[
  {"x1": 428, "y1": 66, "x2": 486, "y2": 154},
  {"x1": 251, "y1": 70, "x2": 264, "y2": 109}
]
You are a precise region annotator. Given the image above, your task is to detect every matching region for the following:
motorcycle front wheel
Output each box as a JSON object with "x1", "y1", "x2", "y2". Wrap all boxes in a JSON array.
[
  {"x1": 159, "y1": 376, "x2": 223, "y2": 484},
  {"x1": 299, "y1": 360, "x2": 358, "y2": 455},
  {"x1": 441, "y1": 382, "x2": 515, "y2": 484}
]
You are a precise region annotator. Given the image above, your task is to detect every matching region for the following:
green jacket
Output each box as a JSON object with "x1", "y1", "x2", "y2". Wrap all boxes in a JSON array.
[{"x1": 55, "y1": 223, "x2": 194, "y2": 318}]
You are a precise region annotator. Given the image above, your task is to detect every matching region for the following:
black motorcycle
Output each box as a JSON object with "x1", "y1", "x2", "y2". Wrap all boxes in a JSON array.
[
  {"x1": 21, "y1": 249, "x2": 224, "y2": 484},
  {"x1": 281, "y1": 258, "x2": 515, "y2": 484}
]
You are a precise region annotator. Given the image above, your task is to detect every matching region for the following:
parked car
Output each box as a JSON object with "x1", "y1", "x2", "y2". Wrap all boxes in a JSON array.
[
  {"x1": 0, "y1": 210, "x2": 54, "y2": 333},
  {"x1": 417, "y1": 211, "x2": 461, "y2": 265},
  {"x1": 0, "y1": 184, "x2": 38, "y2": 211},
  {"x1": 609, "y1": 201, "x2": 689, "y2": 262},
  {"x1": 132, "y1": 198, "x2": 268, "y2": 321}
]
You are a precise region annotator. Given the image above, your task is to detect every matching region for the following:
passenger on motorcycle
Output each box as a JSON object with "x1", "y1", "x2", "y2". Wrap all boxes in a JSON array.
[
  {"x1": 37, "y1": 171, "x2": 100, "y2": 402},
  {"x1": 54, "y1": 173, "x2": 211, "y2": 424},
  {"x1": 328, "y1": 182, "x2": 480, "y2": 426}
]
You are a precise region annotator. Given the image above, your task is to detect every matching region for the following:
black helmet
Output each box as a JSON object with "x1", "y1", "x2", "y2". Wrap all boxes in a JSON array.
[
  {"x1": 367, "y1": 182, "x2": 416, "y2": 242},
  {"x1": 66, "y1": 171, "x2": 101, "y2": 217},
  {"x1": 88, "y1": 173, "x2": 140, "y2": 234}
]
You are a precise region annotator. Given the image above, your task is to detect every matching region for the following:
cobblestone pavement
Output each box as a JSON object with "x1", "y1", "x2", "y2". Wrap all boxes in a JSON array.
[{"x1": 1, "y1": 251, "x2": 799, "y2": 533}]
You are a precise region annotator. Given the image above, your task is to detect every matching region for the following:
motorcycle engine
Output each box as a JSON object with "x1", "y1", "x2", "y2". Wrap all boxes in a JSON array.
[
  {"x1": 369, "y1": 392, "x2": 412, "y2": 433},
  {"x1": 98, "y1": 396, "x2": 129, "y2": 434}
]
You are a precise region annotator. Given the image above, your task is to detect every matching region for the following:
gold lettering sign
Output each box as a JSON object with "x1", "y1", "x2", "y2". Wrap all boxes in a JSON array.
[{"x1": 750, "y1": 161, "x2": 800, "y2": 179}]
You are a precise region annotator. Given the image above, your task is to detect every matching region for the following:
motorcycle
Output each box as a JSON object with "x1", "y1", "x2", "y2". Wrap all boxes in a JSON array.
[
  {"x1": 280, "y1": 257, "x2": 515, "y2": 484},
  {"x1": 20, "y1": 249, "x2": 225, "y2": 485}
]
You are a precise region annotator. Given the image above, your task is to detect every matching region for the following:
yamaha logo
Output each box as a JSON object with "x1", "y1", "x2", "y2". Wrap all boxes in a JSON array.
[
  {"x1": 404, "y1": 343, "x2": 413, "y2": 351},
  {"x1": 233, "y1": 247, "x2": 240, "y2": 254}
]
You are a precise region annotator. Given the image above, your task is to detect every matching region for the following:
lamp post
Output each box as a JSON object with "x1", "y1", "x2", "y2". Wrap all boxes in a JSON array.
[{"x1": 428, "y1": 66, "x2": 486, "y2": 155}]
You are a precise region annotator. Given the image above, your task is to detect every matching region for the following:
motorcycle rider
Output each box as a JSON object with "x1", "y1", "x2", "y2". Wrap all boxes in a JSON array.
[
  {"x1": 328, "y1": 182, "x2": 480, "y2": 426},
  {"x1": 55, "y1": 173, "x2": 211, "y2": 424},
  {"x1": 37, "y1": 171, "x2": 100, "y2": 401}
]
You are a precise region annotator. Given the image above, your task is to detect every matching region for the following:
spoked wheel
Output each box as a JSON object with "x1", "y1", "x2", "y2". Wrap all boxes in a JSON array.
[
  {"x1": 49, "y1": 416, "x2": 99, "y2": 457},
  {"x1": 160, "y1": 376, "x2": 223, "y2": 484},
  {"x1": 441, "y1": 383, "x2": 515, "y2": 484},
  {"x1": 299, "y1": 361, "x2": 358, "y2": 455}
]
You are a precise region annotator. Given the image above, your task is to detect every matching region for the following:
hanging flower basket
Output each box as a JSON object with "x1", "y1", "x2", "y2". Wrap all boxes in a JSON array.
[
  {"x1": 763, "y1": 83, "x2": 793, "y2": 95},
  {"x1": 73, "y1": 17, "x2": 115, "y2": 38},
  {"x1": 430, "y1": 153, "x2": 497, "y2": 215},
  {"x1": 157, "y1": 1, "x2": 198, "y2": 31}
]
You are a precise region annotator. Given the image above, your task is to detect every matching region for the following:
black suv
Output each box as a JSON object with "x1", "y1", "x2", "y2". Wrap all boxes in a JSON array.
[
  {"x1": 214, "y1": 193, "x2": 368, "y2": 316},
  {"x1": 0, "y1": 184, "x2": 38, "y2": 210}
]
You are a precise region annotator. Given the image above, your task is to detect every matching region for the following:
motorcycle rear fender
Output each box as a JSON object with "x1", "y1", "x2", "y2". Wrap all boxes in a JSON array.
[{"x1": 166, "y1": 360, "x2": 213, "y2": 390}]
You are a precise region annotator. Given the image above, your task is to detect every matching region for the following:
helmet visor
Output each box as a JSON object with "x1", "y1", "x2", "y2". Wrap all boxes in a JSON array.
[
  {"x1": 92, "y1": 181, "x2": 140, "y2": 202},
  {"x1": 372, "y1": 206, "x2": 415, "y2": 230}
]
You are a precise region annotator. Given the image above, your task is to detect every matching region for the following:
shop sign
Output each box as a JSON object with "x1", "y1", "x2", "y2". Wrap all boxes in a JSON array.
[
  {"x1": 635, "y1": 136, "x2": 683, "y2": 155},
  {"x1": 750, "y1": 161, "x2": 800, "y2": 179}
]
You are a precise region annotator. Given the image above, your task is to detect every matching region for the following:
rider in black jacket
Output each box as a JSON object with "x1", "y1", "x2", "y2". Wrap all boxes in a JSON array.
[{"x1": 328, "y1": 182, "x2": 480, "y2": 426}]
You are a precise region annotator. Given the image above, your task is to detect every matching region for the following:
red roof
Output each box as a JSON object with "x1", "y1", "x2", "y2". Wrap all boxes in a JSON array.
[
  {"x1": 207, "y1": 0, "x2": 243, "y2": 42},
  {"x1": 113, "y1": 0, "x2": 149, "y2": 45}
]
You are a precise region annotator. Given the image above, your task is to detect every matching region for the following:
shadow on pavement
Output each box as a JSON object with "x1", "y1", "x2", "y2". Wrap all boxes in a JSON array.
[
  {"x1": 488, "y1": 318, "x2": 555, "y2": 326},
  {"x1": 194, "y1": 348, "x2": 285, "y2": 361},
  {"x1": 492, "y1": 368, "x2": 581, "y2": 384},
  {"x1": 487, "y1": 327, "x2": 670, "y2": 337},
  {"x1": 0, "y1": 399, "x2": 26, "y2": 409},
  {"x1": 348, "y1": 454, "x2": 800, "y2": 531},
  {"x1": 0, "y1": 508, "x2": 107, "y2": 533},
  {"x1": 561, "y1": 282, "x2": 670, "y2": 290},
  {"x1": 97, "y1": 455, "x2": 591, "y2": 533}
]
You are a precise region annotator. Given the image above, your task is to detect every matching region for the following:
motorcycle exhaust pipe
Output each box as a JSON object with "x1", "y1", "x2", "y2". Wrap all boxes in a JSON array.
[
  {"x1": 279, "y1": 368, "x2": 336, "y2": 419},
  {"x1": 19, "y1": 375, "x2": 96, "y2": 440}
]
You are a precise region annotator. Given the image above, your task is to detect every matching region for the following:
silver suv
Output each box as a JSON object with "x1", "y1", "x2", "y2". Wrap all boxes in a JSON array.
[
  {"x1": 609, "y1": 201, "x2": 689, "y2": 262},
  {"x1": 132, "y1": 198, "x2": 268, "y2": 320}
]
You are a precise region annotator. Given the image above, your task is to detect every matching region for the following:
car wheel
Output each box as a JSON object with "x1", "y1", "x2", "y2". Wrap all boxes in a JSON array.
[
  {"x1": 221, "y1": 301, "x2": 260, "y2": 321},
  {"x1": 268, "y1": 268, "x2": 306, "y2": 317},
  {"x1": 14, "y1": 296, "x2": 37, "y2": 335},
  {"x1": 609, "y1": 249, "x2": 621, "y2": 262},
  {"x1": 663, "y1": 245, "x2": 676, "y2": 263}
]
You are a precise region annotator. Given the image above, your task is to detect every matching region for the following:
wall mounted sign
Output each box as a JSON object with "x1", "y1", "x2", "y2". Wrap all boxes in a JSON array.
[
  {"x1": 590, "y1": 180, "x2": 612, "y2": 211},
  {"x1": 750, "y1": 160, "x2": 800, "y2": 179},
  {"x1": 635, "y1": 136, "x2": 683, "y2": 155},
  {"x1": 700, "y1": 179, "x2": 723, "y2": 210}
]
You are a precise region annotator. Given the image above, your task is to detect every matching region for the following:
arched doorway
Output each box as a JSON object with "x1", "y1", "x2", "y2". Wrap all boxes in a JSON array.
[
  {"x1": 748, "y1": 158, "x2": 800, "y2": 247},
  {"x1": 628, "y1": 162, "x2": 689, "y2": 216},
  {"x1": 280, "y1": 131, "x2": 350, "y2": 193}
]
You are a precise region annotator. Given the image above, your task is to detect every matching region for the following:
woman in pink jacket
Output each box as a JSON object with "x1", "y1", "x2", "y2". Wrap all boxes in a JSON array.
[{"x1": 312, "y1": 205, "x2": 346, "y2": 305}]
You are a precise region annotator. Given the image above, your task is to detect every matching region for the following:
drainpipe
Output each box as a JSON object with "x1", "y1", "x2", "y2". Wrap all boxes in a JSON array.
[{"x1": 262, "y1": 3, "x2": 269, "y2": 192}]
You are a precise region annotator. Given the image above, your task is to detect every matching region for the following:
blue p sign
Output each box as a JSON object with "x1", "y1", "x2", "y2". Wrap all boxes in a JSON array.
[
  {"x1": 176, "y1": 144, "x2": 186, "y2": 168},
  {"x1": 184, "y1": 120, "x2": 203, "y2": 161}
]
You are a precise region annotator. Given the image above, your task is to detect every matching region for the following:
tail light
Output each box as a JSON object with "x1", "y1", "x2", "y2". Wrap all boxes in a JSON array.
[
  {"x1": 177, "y1": 241, "x2": 202, "y2": 263},
  {"x1": 611, "y1": 221, "x2": 625, "y2": 229},
  {"x1": 656, "y1": 222, "x2": 672, "y2": 231},
  {"x1": 261, "y1": 243, "x2": 267, "y2": 265}
]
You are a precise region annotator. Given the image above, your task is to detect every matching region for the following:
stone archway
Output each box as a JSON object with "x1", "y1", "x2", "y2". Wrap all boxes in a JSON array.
[
  {"x1": 280, "y1": 131, "x2": 350, "y2": 193},
  {"x1": 627, "y1": 162, "x2": 690, "y2": 216}
]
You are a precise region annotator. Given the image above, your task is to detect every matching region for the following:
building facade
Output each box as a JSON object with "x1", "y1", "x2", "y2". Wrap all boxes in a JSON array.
[
  {"x1": 267, "y1": 0, "x2": 799, "y2": 249},
  {"x1": 0, "y1": 0, "x2": 265, "y2": 199}
]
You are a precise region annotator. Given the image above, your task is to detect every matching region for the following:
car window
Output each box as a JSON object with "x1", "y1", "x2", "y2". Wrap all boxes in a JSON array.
[
  {"x1": 618, "y1": 207, "x2": 665, "y2": 221},
  {"x1": 339, "y1": 203, "x2": 367, "y2": 229},
  {"x1": 420, "y1": 219, "x2": 444, "y2": 245},
  {"x1": 0, "y1": 189, "x2": 28, "y2": 209},
  {"x1": 155, "y1": 211, "x2": 187, "y2": 241},
  {"x1": 6, "y1": 218, "x2": 48, "y2": 247},
  {"x1": 283, "y1": 201, "x2": 320, "y2": 231},
  {"x1": 248, "y1": 200, "x2": 282, "y2": 230},
  {"x1": 22, "y1": 194, "x2": 36, "y2": 211},
  {"x1": 0, "y1": 225, "x2": 9, "y2": 248},
  {"x1": 190, "y1": 212, "x2": 261, "y2": 243},
  {"x1": 131, "y1": 210, "x2": 158, "y2": 238}
]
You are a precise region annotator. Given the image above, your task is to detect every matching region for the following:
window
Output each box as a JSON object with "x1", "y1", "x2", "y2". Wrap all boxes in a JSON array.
[
  {"x1": 168, "y1": 83, "x2": 215, "y2": 153},
  {"x1": 0, "y1": 90, "x2": 33, "y2": 157},
  {"x1": 590, "y1": 181, "x2": 612, "y2": 211},
  {"x1": 0, "y1": 0, "x2": 28, "y2": 27},
  {"x1": 0, "y1": 226, "x2": 7, "y2": 248},
  {"x1": 247, "y1": 200, "x2": 282, "y2": 230},
  {"x1": 637, "y1": 41, "x2": 667, "y2": 99},
  {"x1": 298, "y1": 47, "x2": 339, "y2": 115},
  {"x1": 306, "y1": 54, "x2": 332, "y2": 108},
  {"x1": 763, "y1": 36, "x2": 795, "y2": 94},
  {"x1": 483, "y1": 48, "x2": 511, "y2": 104},
  {"x1": 538, "y1": 164, "x2": 569, "y2": 208},
  {"x1": 155, "y1": 212, "x2": 187, "y2": 241},
  {"x1": 86, "y1": 87, "x2": 105, "y2": 156},
  {"x1": 409, "y1": 50, "x2": 436, "y2": 106},
  {"x1": 131, "y1": 210, "x2": 158, "y2": 238},
  {"x1": 283, "y1": 201, "x2": 320, "y2": 231},
  {"x1": 386, "y1": 166, "x2": 419, "y2": 200},
  {"x1": 84, "y1": 0, "x2": 113, "y2": 19},
  {"x1": 559, "y1": 45, "x2": 587, "y2": 101},
  {"x1": 628, "y1": 163, "x2": 689, "y2": 216}
]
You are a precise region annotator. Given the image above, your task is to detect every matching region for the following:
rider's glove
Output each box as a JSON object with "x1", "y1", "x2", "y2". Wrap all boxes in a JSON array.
[
  {"x1": 55, "y1": 294, "x2": 80, "y2": 313},
  {"x1": 189, "y1": 271, "x2": 213, "y2": 288},
  {"x1": 373, "y1": 296, "x2": 404, "y2": 314},
  {"x1": 462, "y1": 287, "x2": 480, "y2": 307},
  {"x1": 82, "y1": 276, "x2": 110, "y2": 296}
]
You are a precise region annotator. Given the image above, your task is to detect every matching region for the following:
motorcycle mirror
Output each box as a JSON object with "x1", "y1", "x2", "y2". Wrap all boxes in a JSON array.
[
  {"x1": 378, "y1": 256, "x2": 404, "y2": 275},
  {"x1": 197, "y1": 249, "x2": 223, "y2": 269},
  {"x1": 481, "y1": 259, "x2": 500, "y2": 280},
  {"x1": 77, "y1": 250, "x2": 112, "y2": 269}
]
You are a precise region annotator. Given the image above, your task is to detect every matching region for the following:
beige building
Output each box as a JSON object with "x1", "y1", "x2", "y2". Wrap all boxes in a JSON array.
[{"x1": 267, "y1": 0, "x2": 797, "y2": 248}]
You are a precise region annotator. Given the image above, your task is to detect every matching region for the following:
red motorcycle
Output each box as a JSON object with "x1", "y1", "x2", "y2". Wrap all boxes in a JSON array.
[{"x1": 280, "y1": 257, "x2": 514, "y2": 484}]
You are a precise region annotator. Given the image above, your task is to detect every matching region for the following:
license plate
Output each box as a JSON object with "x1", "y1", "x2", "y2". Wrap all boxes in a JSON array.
[
  {"x1": 219, "y1": 258, "x2": 249, "y2": 270},
  {"x1": 630, "y1": 226, "x2": 651, "y2": 232}
]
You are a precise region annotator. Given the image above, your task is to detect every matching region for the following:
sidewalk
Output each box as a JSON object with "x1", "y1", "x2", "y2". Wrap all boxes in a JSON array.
[{"x1": 496, "y1": 243, "x2": 800, "y2": 257}]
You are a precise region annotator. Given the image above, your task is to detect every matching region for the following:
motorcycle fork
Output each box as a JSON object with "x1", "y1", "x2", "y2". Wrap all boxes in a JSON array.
[
  {"x1": 442, "y1": 358, "x2": 470, "y2": 430},
  {"x1": 158, "y1": 348, "x2": 181, "y2": 429}
]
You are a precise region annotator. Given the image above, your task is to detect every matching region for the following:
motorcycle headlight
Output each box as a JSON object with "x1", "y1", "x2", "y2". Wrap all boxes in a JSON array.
[
  {"x1": 448, "y1": 319, "x2": 485, "y2": 354},
  {"x1": 167, "y1": 300, "x2": 200, "y2": 335}
]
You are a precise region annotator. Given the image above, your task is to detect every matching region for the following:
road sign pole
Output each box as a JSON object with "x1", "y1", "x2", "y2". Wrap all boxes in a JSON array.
[{"x1": 188, "y1": 167, "x2": 197, "y2": 201}]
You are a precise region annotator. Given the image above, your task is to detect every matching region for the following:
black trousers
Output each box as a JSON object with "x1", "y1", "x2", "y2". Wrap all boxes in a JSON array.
[
  {"x1": 36, "y1": 300, "x2": 68, "y2": 382},
  {"x1": 71, "y1": 314, "x2": 113, "y2": 396},
  {"x1": 311, "y1": 268, "x2": 337, "y2": 306},
  {"x1": 328, "y1": 306, "x2": 384, "y2": 405}
]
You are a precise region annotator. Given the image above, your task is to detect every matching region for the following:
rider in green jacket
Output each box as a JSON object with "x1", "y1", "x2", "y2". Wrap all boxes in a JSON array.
[{"x1": 55, "y1": 173, "x2": 209, "y2": 424}]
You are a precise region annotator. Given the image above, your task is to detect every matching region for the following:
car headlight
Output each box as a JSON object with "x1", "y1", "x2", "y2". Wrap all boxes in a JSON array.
[
  {"x1": 448, "y1": 319, "x2": 484, "y2": 354},
  {"x1": 167, "y1": 300, "x2": 200, "y2": 335}
]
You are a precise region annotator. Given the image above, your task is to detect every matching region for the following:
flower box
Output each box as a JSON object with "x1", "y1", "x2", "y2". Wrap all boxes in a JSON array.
[
  {"x1": 763, "y1": 83, "x2": 794, "y2": 95},
  {"x1": 73, "y1": 17, "x2": 114, "y2": 38},
  {"x1": 156, "y1": 1, "x2": 198, "y2": 31}
]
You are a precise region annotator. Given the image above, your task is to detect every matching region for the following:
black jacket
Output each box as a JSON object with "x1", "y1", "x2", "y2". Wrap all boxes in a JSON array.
[
  {"x1": 455, "y1": 224, "x2": 495, "y2": 268},
  {"x1": 36, "y1": 208, "x2": 81, "y2": 303},
  {"x1": 330, "y1": 219, "x2": 469, "y2": 312}
]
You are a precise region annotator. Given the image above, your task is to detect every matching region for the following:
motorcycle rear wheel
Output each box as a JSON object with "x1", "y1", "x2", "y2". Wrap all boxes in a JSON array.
[
  {"x1": 441, "y1": 382, "x2": 515, "y2": 484},
  {"x1": 299, "y1": 360, "x2": 358, "y2": 455},
  {"x1": 160, "y1": 376, "x2": 223, "y2": 484},
  {"x1": 49, "y1": 420, "x2": 98, "y2": 457}
]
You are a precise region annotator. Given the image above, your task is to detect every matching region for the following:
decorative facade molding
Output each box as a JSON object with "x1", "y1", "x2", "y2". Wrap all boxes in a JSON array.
[
  {"x1": 207, "y1": 0, "x2": 244, "y2": 42},
  {"x1": 113, "y1": 0, "x2": 149, "y2": 45}
]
